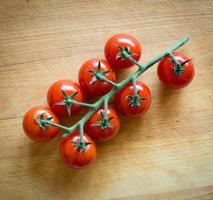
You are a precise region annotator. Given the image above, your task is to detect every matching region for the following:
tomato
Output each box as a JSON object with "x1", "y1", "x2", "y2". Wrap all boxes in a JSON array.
[
  {"x1": 85, "y1": 106, "x2": 120, "y2": 141},
  {"x1": 78, "y1": 58, "x2": 116, "y2": 96},
  {"x1": 23, "y1": 106, "x2": 60, "y2": 141},
  {"x1": 114, "y1": 81, "x2": 151, "y2": 117},
  {"x1": 60, "y1": 131, "x2": 96, "y2": 169},
  {"x1": 47, "y1": 80, "x2": 85, "y2": 117},
  {"x1": 104, "y1": 33, "x2": 142, "y2": 69},
  {"x1": 157, "y1": 52, "x2": 195, "y2": 89}
]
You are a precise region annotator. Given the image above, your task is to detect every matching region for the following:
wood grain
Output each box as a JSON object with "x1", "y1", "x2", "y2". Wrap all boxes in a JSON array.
[{"x1": 0, "y1": 0, "x2": 213, "y2": 199}]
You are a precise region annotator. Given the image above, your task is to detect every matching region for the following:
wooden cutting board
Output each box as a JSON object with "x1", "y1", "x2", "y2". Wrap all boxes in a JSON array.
[{"x1": 0, "y1": 0, "x2": 212, "y2": 199}]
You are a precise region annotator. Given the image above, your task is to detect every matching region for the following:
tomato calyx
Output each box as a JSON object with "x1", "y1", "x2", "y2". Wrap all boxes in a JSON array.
[
  {"x1": 173, "y1": 59, "x2": 192, "y2": 76},
  {"x1": 34, "y1": 112, "x2": 53, "y2": 130},
  {"x1": 71, "y1": 141, "x2": 92, "y2": 152},
  {"x1": 55, "y1": 89, "x2": 79, "y2": 116},
  {"x1": 169, "y1": 53, "x2": 192, "y2": 76},
  {"x1": 88, "y1": 61, "x2": 110, "y2": 85},
  {"x1": 128, "y1": 91, "x2": 146, "y2": 107},
  {"x1": 116, "y1": 46, "x2": 135, "y2": 61},
  {"x1": 92, "y1": 111, "x2": 114, "y2": 130}
]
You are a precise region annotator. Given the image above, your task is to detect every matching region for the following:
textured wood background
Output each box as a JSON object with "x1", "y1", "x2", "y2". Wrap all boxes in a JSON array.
[{"x1": 0, "y1": 0, "x2": 213, "y2": 199}]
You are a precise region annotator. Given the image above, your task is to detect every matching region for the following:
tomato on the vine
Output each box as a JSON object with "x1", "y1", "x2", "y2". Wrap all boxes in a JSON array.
[
  {"x1": 78, "y1": 58, "x2": 116, "y2": 97},
  {"x1": 85, "y1": 106, "x2": 120, "y2": 141},
  {"x1": 157, "y1": 52, "x2": 194, "y2": 89},
  {"x1": 114, "y1": 81, "x2": 151, "y2": 117},
  {"x1": 104, "y1": 33, "x2": 142, "y2": 69},
  {"x1": 47, "y1": 80, "x2": 85, "y2": 117},
  {"x1": 23, "y1": 106, "x2": 60, "y2": 141},
  {"x1": 60, "y1": 131, "x2": 96, "y2": 169}
]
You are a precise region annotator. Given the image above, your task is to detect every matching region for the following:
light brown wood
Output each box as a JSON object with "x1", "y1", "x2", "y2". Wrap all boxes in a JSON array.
[{"x1": 0, "y1": 0, "x2": 213, "y2": 199}]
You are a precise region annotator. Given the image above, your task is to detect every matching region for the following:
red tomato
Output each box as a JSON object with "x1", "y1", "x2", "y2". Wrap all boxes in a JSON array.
[
  {"x1": 78, "y1": 58, "x2": 116, "y2": 96},
  {"x1": 47, "y1": 80, "x2": 85, "y2": 117},
  {"x1": 157, "y1": 52, "x2": 195, "y2": 89},
  {"x1": 114, "y1": 81, "x2": 151, "y2": 117},
  {"x1": 60, "y1": 131, "x2": 96, "y2": 169},
  {"x1": 23, "y1": 106, "x2": 60, "y2": 141},
  {"x1": 104, "y1": 33, "x2": 142, "y2": 69},
  {"x1": 85, "y1": 106, "x2": 120, "y2": 141}
]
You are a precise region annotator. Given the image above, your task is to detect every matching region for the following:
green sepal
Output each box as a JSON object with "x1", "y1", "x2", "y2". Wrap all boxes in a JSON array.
[
  {"x1": 173, "y1": 58, "x2": 192, "y2": 76},
  {"x1": 173, "y1": 66, "x2": 185, "y2": 76},
  {"x1": 55, "y1": 101, "x2": 66, "y2": 106},
  {"x1": 97, "y1": 61, "x2": 102, "y2": 72},
  {"x1": 45, "y1": 116, "x2": 53, "y2": 121},
  {"x1": 107, "y1": 116, "x2": 114, "y2": 121},
  {"x1": 34, "y1": 119, "x2": 46, "y2": 130},
  {"x1": 34, "y1": 112, "x2": 53, "y2": 130},
  {"x1": 69, "y1": 91, "x2": 79, "y2": 99},
  {"x1": 102, "y1": 70, "x2": 110, "y2": 75},
  {"x1": 55, "y1": 90, "x2": 79, "y2": 116},
  {"x1": 71, "y1": 141, "x2": 92, "y2": 152},
  {"x1": 87, "y1": 61, "x2": 110, "y2": 85},
  {"x1": 92, "y1": 111, "x2": 114, "y2": 130},
  {"x1": 115, "y1": 46, "x2": 135, "y2": 60},
  {"x1": 170, "y1": 57, "x2": 192, "y2": 76},
  {"x1": 89, "y1": 76, "x2": 98, "y2": 85},
  {"x1": 181, "y1": 59, "x2": 192, "y2": 67},
  {"x1": 61, "y1": 89, "x2": 68, "y2": 98},
  {"x1": 66, "y1": 103, "x2": 72, "y2": 116},
  {"x1": 128, "y1": 91, "x2": 146, "y2": 107}
]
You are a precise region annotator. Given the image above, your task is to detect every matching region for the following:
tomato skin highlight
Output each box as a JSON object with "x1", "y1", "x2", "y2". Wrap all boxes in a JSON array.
[
  {"x1": 85, "y1": 106, "x2": 120, "y2": 141},
  {"x1": 104, "y1": 33, "x2": 142, "y2": 69},
  {"x1": 47, "y1": 80, "x2": 85, "y2": 117},
  {"x1": 23, "y1": 106, "x2": 60, "y2": 141},
  {"x1": 114, "y1": 81, "x2": 151, "y2": 117},
  {"x1": 157, "y1": 52, "x2": 195, "y2": 89},
  {"x1": 60, "y1": 132, "x2": 96, "y2": 169},
  {"x1": 78, "y1": 58, "x2": 116, "y2": 97}
]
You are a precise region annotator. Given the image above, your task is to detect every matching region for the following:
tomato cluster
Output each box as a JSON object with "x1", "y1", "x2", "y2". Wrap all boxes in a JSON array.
[{"x1": 23, "y1": 33, "x2": 194, "y2": 169}]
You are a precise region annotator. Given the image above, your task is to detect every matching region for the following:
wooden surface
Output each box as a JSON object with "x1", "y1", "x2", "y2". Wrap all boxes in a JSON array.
[{"x1": 0, "y1": 0, "x2": 213, "y2": 199}]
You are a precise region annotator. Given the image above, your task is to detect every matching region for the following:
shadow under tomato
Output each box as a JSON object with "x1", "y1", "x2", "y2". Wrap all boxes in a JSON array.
[
  {"x1": 25, "y1": 121, "x2": 114, "y2": 199},
  {"x1": 154, "y1": 82, "x2": 183, "y2": 117},
  {"x1": 157, "y1": 82, "x2": 180, "y2": 101}
]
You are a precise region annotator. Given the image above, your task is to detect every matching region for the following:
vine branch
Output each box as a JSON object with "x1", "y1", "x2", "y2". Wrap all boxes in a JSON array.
[{"x1": 38, "y1": 37, "x2": 189, "y2": 139}]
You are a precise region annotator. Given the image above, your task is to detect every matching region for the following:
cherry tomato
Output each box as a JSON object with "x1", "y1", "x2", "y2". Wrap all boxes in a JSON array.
[
  {"x1": 47, "y1": 80, "x2": 85, "y2": 117},
  {"x1": 157, "y1": 52, "x2": 195, "y2": 89},
  {"x1": 85, "y1": 106, "x2": 120, "y2": 141},
  {"x1": 78, "y1": 58, "x2": 116, "y2": 97},
  {"x1": 60, "y1": 131, "x2": 96, "y2": 169},
  {"x1": 104, "y1": 33, "x2": 142, "y2": 69},
  {"x1": 23, "y1": 106, "x2": 60, "y2": 141},
  {"x1": 114, "y1": 81, "x2": 151, "y2": 117}
]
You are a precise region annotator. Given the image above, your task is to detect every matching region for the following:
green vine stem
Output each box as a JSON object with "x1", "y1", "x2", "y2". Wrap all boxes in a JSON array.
[
  {"x1": 132, "y1": 76, "x2": 137, "y2": 96},
  {"x1": 95, "y1": 73, "x2": 118, "y2": 87},
  {"x1": 79, "y1": 123, "x2": 84, "y2": 142},
  {"x1": 71, "y1": 101, "x2": 96, "y2": 109},
  {"x1": 35, "y1": 115, "x2": 70, "y2": 132},
  {"x1": 103, "y1": 98, "x2": 109, "y2": 120},
  {"x1": 38, "y1": 37, "x2": 189, "y2": 139}
]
